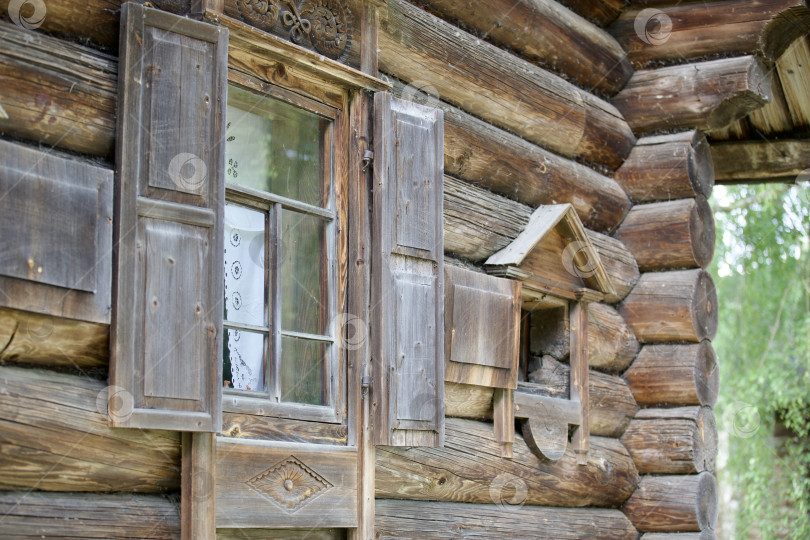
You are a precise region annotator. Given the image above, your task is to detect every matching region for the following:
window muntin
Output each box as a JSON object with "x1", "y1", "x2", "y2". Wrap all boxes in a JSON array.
[{"x1": 222, "y1": 84, "x2": 337, "y2": 418}]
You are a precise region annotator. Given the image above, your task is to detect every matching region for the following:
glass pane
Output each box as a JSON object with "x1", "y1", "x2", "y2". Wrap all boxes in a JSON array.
[
  {"x1": 281, "y1": 336, "x2": 327, "y2": 406},
  {"x1": 281, "y1": 209, "x2": 329, "y2": 335},
  {"x1": 224, "y1": 329, "x2": 266, "y2": 392},
  {"x1": 226, "y1": 86, "x2": 329, "y2": 208},
  {"x1": 224, "y1": 204, "x2": 266, "y2": 326}
]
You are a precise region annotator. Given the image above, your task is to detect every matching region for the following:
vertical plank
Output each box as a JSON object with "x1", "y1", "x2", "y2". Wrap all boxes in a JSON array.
[
  {"x1": 570, "y1": 301, "x2": 590, "y2": 460},
  {"x1": 182, "y1": 432, "x2": 216, "y2": 540},
  {"x1": 360, "y1": 1, "x2": 379, "y2": 76},
  {"x1": 493, "y1": 388, "x2": 514, "y2": 459}
]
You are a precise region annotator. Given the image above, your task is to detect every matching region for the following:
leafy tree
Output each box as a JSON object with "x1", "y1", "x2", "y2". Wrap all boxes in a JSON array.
[{"x1": 711, "y1": 182, "x2": 810, "y2": 539}]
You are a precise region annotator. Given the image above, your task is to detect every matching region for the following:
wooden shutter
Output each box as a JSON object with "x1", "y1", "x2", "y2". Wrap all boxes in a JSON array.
[
  {"x1": 371, "y1": 93, "x2": 444, "y2": 447},
  {"x1": 110, "y1": 3, "x2": 227, "y2": 431}
]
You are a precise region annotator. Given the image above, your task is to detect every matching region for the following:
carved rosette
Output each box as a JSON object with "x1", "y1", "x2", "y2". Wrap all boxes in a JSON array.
[
  {"x1": 299, "y1": 0, "x2": 352, "y2": 60},
  {"x1": 246, "y1": 455, "x2": 333, "y2": 512},
  {"x1": 237, "y1": 0, "x2": 281, "y2": 30}
]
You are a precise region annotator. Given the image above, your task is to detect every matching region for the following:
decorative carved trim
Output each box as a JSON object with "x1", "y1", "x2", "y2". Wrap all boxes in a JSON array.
[{"x1": 246, "y1": 455, "x2": 333, "y2": 513}]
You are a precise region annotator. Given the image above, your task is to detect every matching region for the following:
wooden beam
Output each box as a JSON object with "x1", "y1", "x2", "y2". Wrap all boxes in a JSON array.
[
  {"x1": 181, "y1": 432, "x2": 215, "y2": 540},
  {"x1": 615, "y1": 131, "x2": 715, "y2": 203},
  {"x1": 710, "y1": 138, "x2": 810, "y2": 184},
  {"x1": 0, "y1": 365, "x2": 180, "y2": 492},
  {"x1": 379, "y1": 0, "x2": 636, "y2": 169},
  {"x1": 613, "y1": 55, "x2": 772, "y2": 134},
  {"x1": 615, "y1": 197, "x2": 716, "y2": 271},
  {"x1": 641, "y1": 533, "x2": 718, "y2": 540},
  {"x1": 619, "y1": 269, "x2": 718, "y2": 343},
  {"x1": 621, "y1": 406, "x2": 718, "y2": 474},
  {"x1": 558, "y1": 0, "x2": 626, "y2": 27},
  {"x1": 375, "y1": 419, "x2": 639, "y2": 507},
  {"x1": 623, "y1": 472, "x2": 719, "y2": 533},
  {"x1": 624, "y1": 341, "x2": 719, "y2": 408},
  {"x1": 376, "y1": 499, "x2": 638, "y2": 539},
  {"x1": 610, "y1": 0, "x2": 810, "y2": 67},
  {"x1": 0, "y1": 492, "x2": 180, "y2": 539},
  {"x1": 418, "y1": 0, "x2": 632, "y2": 94}
]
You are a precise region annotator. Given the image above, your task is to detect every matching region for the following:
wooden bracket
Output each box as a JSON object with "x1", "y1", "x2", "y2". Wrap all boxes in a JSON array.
[{"x1": 493, "y1": 388, "x2": 514, "y2": 459}]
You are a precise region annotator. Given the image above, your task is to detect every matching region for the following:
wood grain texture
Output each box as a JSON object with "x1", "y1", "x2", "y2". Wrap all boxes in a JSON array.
[
  {"x1": 419, "y1": 0, "x2": 632, "y2": 94},
  {"x1": 444, "y1": 381, "x2": 493, "y2": 419},
  {"x1": 557, "y1": 0, "x2": 625, "y2": 27},
  {"x1": 615, "y1": 197, "x2": 716, "y2": 271},
  {"x1": 379, "y1": 0, "x2": 636, "y2": 169},
  {"x1": 613, "y1": 55, "x2": 772, "y2": 134},
  {"x1": 0, "y1": 365, "x2": 180, "y2": 492},
  {"x1": 217, "y1": 529, "x2": 345, "y2": 540},
  {"x1": 611, "y1": 0, "x2": 810, "y2": 66},
  {"x1": 641, "y1": 533, "x2": 717, "y2": 540},
  {"x1": 182, "y1": 432, "x2": 215, "y2": 540},
  {"x1": 0, "y1": 491, "x2": 180, "y2": 539},
  {"x1": 587, "y1": 231, "x2": 640, "y2": 303},
  {"x1": 622, "y1": 406, "x2": 718, "y2": 474},
  {"x1": 375, "y1": 499, "x2": 638, "y2": 539},
  {"x1": 375, "y1": 418, "x2": 638, "y2": 508},
  {"x1": 619, "y1": 269, "x2": 718, "y2": 343},
  {"x1": 710, "y1": 138, "x2": 810, "y2": 184},
  {"x1": 625, "y1": 341, "x2": 719, "y2": 407},
  {"x1": 615, "y1": 131, "x2": 715, "y2": 203},
  {"x1": 623, "y1": 472, "x2": 718, "y2": 533}
]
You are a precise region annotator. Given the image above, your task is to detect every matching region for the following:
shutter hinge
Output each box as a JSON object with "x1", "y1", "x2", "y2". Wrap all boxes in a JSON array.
[{"x1": 361, "y1": 149, "x2": 374, "y2": 172}]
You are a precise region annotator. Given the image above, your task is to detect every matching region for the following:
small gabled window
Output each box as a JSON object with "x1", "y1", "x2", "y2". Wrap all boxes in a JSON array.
[{"x1": 221, "y1": 84, "x2": 341, "y2": 423}]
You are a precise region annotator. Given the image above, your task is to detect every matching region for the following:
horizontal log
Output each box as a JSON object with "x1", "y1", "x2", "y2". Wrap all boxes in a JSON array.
[
  {"x1": 444, "y1": 381, "x2": 493, "y2": 419},
  {"x1": 615, "y1": 131, "x2": 715, "y2": 202},
  {"x1": 710, "y1": 138, "x2": 810, "y2": 184},
  {"x1": 529, "y1": 303, "x2": 640, "y2": 372},
  {"x1": 615, "y1": 197, "x2": 716, "y2": 271},
  {"x1": 0, "y1": 307, "x2": 108, "y2": 369},
  {"x1": 375, "y1": 418, "x2": 638, "y2": 507},
  {"x1": 0, "y1": 365, "x2": 180, "y2": 492},
  {"x1": 557, "y1": 0, "x2": 626, "y2": 27},
  {"x1": 221, "y1": 412, "x2": 347, "y2": 445},
  {"x1": 613, "y1": 56, "x2": 772, "y2": 134},
  {"x1": 624, "y1": 341, "x2": 719, "y2": 407},
  {"x1": 610, "y1": 0, "x2": 810, "y2": 66},
  {"x1": 380, "y1": 0, "x2": 636, "y2": 169},
  {"x1": 641, "y1": 533, "x2": 717, "y2": 540},
  {"x1": 619, "y1": 269, "x2": 718, "y2": 343},
  {"x1": 0, "y1": 491, "x2": 179, "y2": 539},
  {"x1": 375, "y1": 499, "x2": 638, "y2": 539},
  {"x1": 0, "y1": 19, "x2": 117, "y2": 158},
  {"x1": 621, "y1": 406, "x2": 718, "y2": 474},
  {"x1": 587, "y1": 231, "x2": 640, "y2": 303},
  {"x1": 419, "y1": 0, "x2": 632, "y2": 94},
  {"x1": 623, "y1": 472, "x2": 718, "y2": 532}
]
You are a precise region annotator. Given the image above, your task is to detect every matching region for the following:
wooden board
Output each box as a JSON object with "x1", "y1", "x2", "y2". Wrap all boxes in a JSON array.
[{"x1": 216, "y1": 437, "x2": 358, "y2": 528}]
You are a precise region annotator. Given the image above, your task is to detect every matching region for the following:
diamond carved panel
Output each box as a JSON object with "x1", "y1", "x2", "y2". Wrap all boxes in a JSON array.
[{"x1": 246, "y1": 455, "x2": 333, "y2": 512}]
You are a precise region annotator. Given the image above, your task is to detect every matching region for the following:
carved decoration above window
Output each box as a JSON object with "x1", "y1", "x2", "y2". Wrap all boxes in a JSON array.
[
  {"x1": 247, "y1": 455, "x2": 333, "y2": 513},
  {"x1": 233, "y1": 0, "x2": 352, "y2": 61}
]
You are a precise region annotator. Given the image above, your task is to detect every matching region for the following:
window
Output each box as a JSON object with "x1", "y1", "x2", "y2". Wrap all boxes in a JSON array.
[{"x1": 222, "y1": 84, "x2": 340, "y2": 423}]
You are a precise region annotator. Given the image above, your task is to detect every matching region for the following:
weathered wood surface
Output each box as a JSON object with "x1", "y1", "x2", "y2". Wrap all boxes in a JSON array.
[
  {"x1": 0, "y1": 365, "x2": 180, "y2": 492},
  {"x1": 613, "y1": 56, "x2": 772, "y2": 133},
  {"x1": 621, "y1": 406, "x2": 718, "y2": 474},
  {"x1": 558, "y1": 0, "x2": 625, "y2": 27},
  {"x1": 616, "y1": 197, "x2": 716, "y2": 271},
  {"x1": 375, "y1": 499, "x2": 638, "y2": 539},
  {"x1": 615, "y1": 131, "x2": 715, "y2": 203},
  {"x1": 711, "y1": 138, "x2": 810, "y2": 184},
  {"x1": 419, "y1": 0, "x2": 632, "y2": 94},
  {"x1": 220, "y1": 413, "x2": 348, "y2": 444},
  {"x1": 376, "y1": 418, "x2": 638, "y2": 507},
  {"x1": 0, "y1": 492, "x2": 180, "y2": 539},
  {"x1": 641, "y1": 532, "x2": 718, "y2": 540},
  {"x1": 181, "y1": 432, "x2": 214, "y2": 540},
  {"x1": 217, "y1": 529, "x2": 345, "y2": 540},
  {"x1": 619, "y1": 269, "x2": 718, "y2": 343},
  {"x1": 528, "y1": 303, "x2": 639, "y2": 372},
  {"x1": 611, "y1": 0, "x2": 810, "y2": 66},
  {"x1": 0, "y1": 308, "x2": 108, "y2": 369},
  {"x1": 623, "y1": 472, "x2": 719, "y2": 533},
  {"x1": 587, "y1": 231, "x2": 640, "y2": 303},
  {"x1": 624, "y1": 341, "x2": 719, "y2": 407},
  {"x1": 379, "y1": 0, "x2": 636, "y2": 169},
  {"x1": 0, "y1": 20, "x2": 116, "y2": 157},
  {"x1": 444, "y1": 381, "x2": 493, "y2": 419}
]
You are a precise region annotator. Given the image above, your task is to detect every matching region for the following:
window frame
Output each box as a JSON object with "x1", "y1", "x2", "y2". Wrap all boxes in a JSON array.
[{"x1": 221, "y1": 74, "x2": 347, "y2": 425}]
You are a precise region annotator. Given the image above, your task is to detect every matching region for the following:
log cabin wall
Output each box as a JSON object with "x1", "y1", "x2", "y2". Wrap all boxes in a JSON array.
[{"x1": 0, "y1": 0, "x2": 806, "y2": 538}]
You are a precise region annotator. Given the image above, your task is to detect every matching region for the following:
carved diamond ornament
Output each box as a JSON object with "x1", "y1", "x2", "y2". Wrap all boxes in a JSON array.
[{"x1": 246, "y1": 455, "x2": 332, "y2": 512}]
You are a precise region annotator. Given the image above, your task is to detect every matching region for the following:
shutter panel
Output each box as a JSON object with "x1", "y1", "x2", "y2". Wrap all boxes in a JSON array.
[
  {"x1": 371, "y1": 93, "x2": 444, "y2": 447},
  {"x1": 110, "y1": 3, "x2": 227, "y2": 431}
]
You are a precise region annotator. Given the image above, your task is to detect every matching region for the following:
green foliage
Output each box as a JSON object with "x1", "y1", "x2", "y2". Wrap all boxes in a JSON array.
[{"x1": 711, "y1": 182, "x2": 810, "y2": 539}]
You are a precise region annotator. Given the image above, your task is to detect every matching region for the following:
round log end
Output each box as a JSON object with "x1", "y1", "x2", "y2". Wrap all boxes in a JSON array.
[
  {"x1": 692, "y1": 270, "x2": 718, "y2": 341},
  {"x1": 689, "y1": 196, "x2": 716, "y2": 269},
  {"x1": 689, "y1": 133, "x2": 715, "y2": 199},
  {"x1": 697, "y1": 471, "x2": 719, "y2": 531},
  {"x1": 696, "y1": 407, "x2": 718, "y2": 473},
  {"x1": 695, "y1": 341, "x2": 719, "y2": 407}
]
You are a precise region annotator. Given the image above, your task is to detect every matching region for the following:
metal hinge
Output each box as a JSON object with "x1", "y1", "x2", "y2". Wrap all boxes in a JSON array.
[{"x1": 361, "y1": 149, "x2": 374, "y2": 172}]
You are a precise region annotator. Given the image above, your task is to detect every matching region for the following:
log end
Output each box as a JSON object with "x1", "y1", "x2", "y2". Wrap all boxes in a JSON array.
[
  {"x1": 707, "y1": 58, "x2": 772, "y2": 130},
  {"x1": 696, "y1": 407, "x2": 719, "y2": 474},
  {"x1": 692, "y1": 270, "x2": 719, "y2": 341},
  {"x1": 695, "y1": 340, "x2": 720, "y2": 408},
  {"x1": 689, "y1": 196, "x2": 716, "y2": 269},
  {"x1": 697, "y1": 471, "x2": 719, "y2": 531},
  {"x1": 689, "y1": 132, "x2": 715, "y2": 200},
  {"x1": 760, "y1": 5, "x2": 810, "y2": 61}
]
